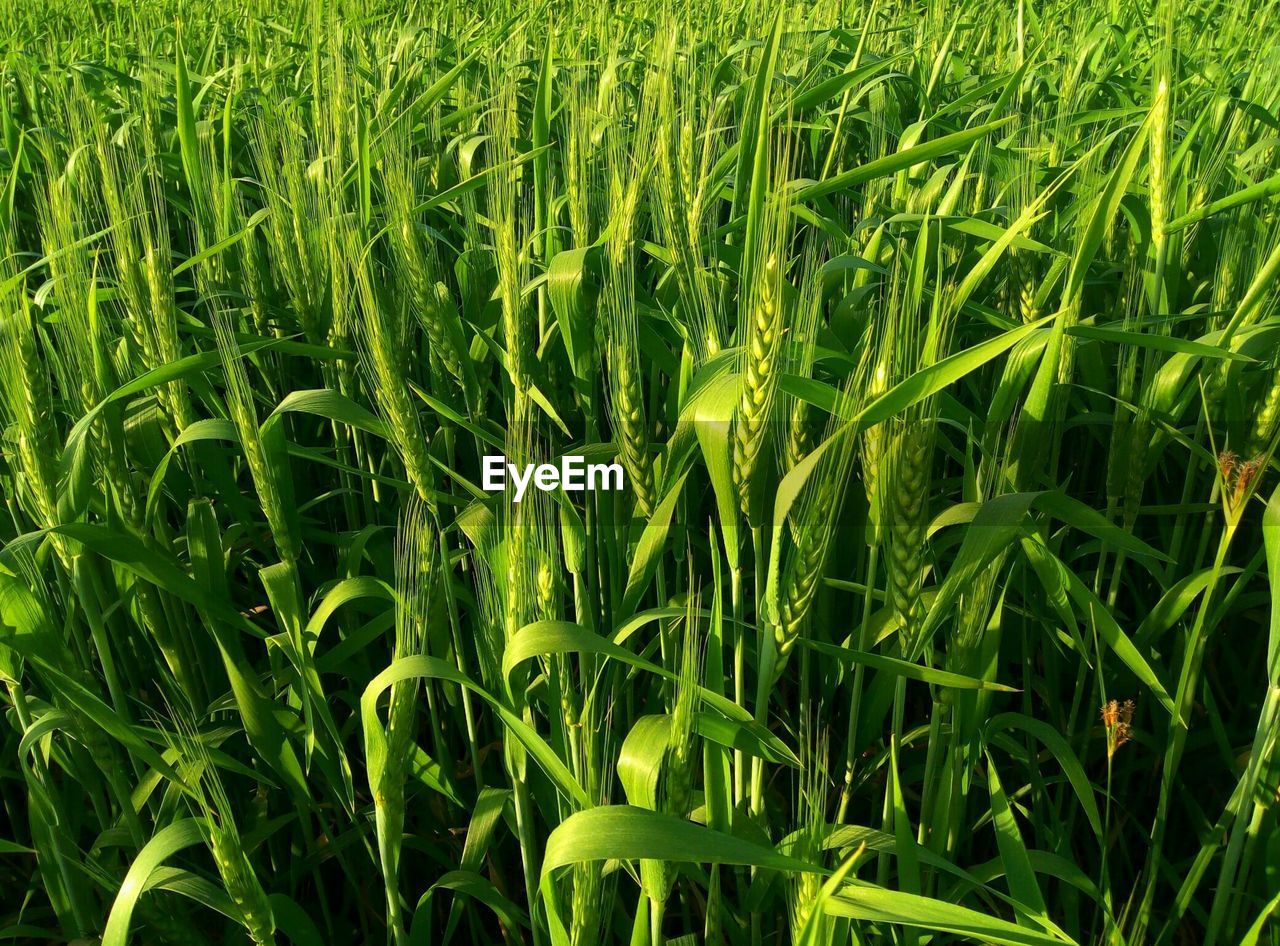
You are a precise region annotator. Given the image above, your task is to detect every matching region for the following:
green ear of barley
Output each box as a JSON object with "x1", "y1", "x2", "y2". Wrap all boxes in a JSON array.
[
  {"x1": 1249, "y1": 363, "x2": 1280, "y2": 457},
  {"x1": 774, "y1": 385, "x2": 860, "y2": 675},
  {"x1": 609, "y1": 338, "x2": 655, "y2": 517},
  {"x1": 96, "y1": 119, "x2": 192, "y2": 431},
  {"x1": 0, "y1": 293, "x2": 62, "y2": 549},
  {"x1": 782, "y1": 249, "x2": 824, "y2": 474},
  {"x1": 383, "y1": 133, "x2": 475, "y2": 411},
  {"x1": 602, "y1": 95, "x2": 659, "y2": 518},
  {"x1": 371, "y1": 500, "x2": 436, "y2": 946},
  {"x1": 352, "y1": 248, "x2": 438, "y2": 509},
  {"x1": 166, "y1": 715, "x2": 276, "y2": 946},
  {"x1": 772, "y1": 494, "x2": 832, "y2": 674},
  {"x1": 885, "y1": 423, "x2": 932, "y2": 646},
  {"x1": 732, "y1": 156, "x2": 793, "y2": 527},
  {"x1": 209, "y1": 821, "x2": 276, "y2": 946},
  {"x1": 733, "y1": 251, "x2": 782, "y2": 524},
  {"x1": 213, "y1": 314, "x2": 299, "y2": 566}
]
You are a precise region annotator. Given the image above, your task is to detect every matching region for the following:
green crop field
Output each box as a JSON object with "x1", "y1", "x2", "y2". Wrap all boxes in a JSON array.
[{"x1": 0, "y1": 0, "x2": 1278, "y2": 943}]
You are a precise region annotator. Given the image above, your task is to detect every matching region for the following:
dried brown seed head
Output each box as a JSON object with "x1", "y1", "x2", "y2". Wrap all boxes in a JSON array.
[{"x1": 1101, "y1": 699, "x2": 1135, "y2": 760}]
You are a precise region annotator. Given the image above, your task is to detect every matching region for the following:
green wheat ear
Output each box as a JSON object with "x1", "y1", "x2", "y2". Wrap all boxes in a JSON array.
[
  {"x1": 161, "y1": 709, "x2": 276, "y2": 946},
  {"x1": 213, "y1": 311, "x2": 299, "y2": 567},
  {"x1": 0, "y1": 287, "x2": 61, "y2": 551},
  {"x1": 369, "y1": 497, "x2": 436, "y2": 946},
  {"x1": 351, "y1": 236, "x2": 438, "y2": 509}
]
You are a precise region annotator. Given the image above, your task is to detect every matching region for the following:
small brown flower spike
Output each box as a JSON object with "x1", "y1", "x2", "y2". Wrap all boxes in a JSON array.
[
  {"x1": 1101, "y1": 699, "x2": 1135, "y2": 760},
  {"x1": 1218, "y1": 449, "x2": 1265, "y2": 519},
  {"x1": 1218, "y1": 450, "x2": 1237, "y2": 482},
  {"x1": 1235, "y1": 457, "x2": 1262, "y2": 505}
]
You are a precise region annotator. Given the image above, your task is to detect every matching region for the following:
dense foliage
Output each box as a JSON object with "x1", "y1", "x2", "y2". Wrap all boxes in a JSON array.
[{"x1": 1, "y1": 1, "x2": 1279, "y2": 944}]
